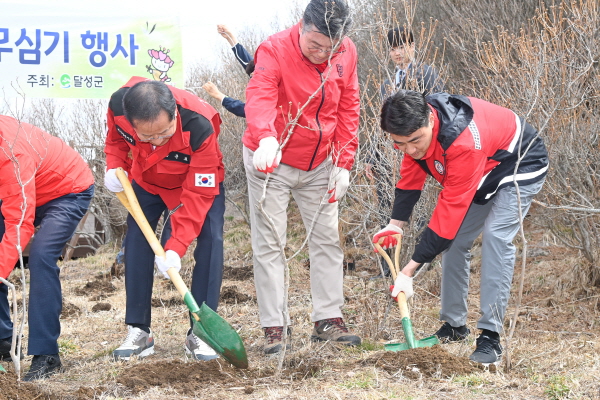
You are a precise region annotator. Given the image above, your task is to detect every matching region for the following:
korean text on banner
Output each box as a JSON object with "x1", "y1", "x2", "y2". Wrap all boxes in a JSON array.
[{"x1": 0, "y1": 16, "x2": 183, "y2": 99}]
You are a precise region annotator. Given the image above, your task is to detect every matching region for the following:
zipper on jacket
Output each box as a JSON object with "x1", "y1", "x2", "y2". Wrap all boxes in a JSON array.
[{"x1": 307, "y1": 68, "x2": 325, "y2": 171}]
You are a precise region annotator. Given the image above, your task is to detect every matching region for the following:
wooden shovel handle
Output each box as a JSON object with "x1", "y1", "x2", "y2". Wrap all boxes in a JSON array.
[
  {"x1": 114, "y1": 168, "x2": 190, "y2": 300},
  {"x1": 374, "y1": 234, "x2": 409, "y2": 319}
]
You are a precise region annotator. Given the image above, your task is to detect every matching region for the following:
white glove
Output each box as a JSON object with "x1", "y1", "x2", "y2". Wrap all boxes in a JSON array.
[
  {"x1": 328, "y1": 166, "x2": 350, "y2": 203},
  {"x1": 104, "y1": 168, "x2": 126, "y2": 193},
  {"x1": 391, "y1": 272, "x2": 414, "y2": 300},
  {"x1": 253, "y1": 136, "x2": 281, "y2": 173},
  {"x1": 372, "y1": 223, "x2": 404, "y2": 250},
  {"x1": 154, "y1": 250, "x2": 181, "y2": 279}
]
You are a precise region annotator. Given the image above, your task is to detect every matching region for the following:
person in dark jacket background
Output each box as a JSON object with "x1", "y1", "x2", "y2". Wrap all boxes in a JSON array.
[
  {"x1": 202, "y1": 24, "x2": 255, "y2": 118},
  {"x1": 365, "y1": 26, "x2": 445, "y2": 278},
  {"x1": 373, "y1": 90, "x2": 548, "y2": 365}
]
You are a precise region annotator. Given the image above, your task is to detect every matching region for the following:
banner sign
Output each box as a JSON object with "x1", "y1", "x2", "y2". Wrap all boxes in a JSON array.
[{"x1": 0, "y1": 15, "x2": 183, "y2": 99}]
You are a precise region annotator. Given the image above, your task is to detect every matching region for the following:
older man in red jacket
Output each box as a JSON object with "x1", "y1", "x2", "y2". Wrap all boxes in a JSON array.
[
  {"x1": 104, "y1": 77, "x2": 225, "y2": 362},
  {"x1": 0, "y1": 116, "x2": 94, "y2": 380},
  {"x1": 243, "y1": 0, "x2": 360, "y2": 354}
]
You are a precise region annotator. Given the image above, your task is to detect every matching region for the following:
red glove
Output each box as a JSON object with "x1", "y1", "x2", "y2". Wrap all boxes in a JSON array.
[
  {"x1": 372, "y1": 223, "x2": 404, "y2": 251},
  {"x1": 390, "y1": 285, "x2": 398, "y2": 301}
]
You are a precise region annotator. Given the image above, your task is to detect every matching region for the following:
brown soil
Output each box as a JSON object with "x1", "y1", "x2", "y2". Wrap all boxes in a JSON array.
[
  {"x1": 0, "y1": 371, "x2": 50, "y2": 400},
  {"x1": 362, "y1": 345, "x2": 481, "y2": 379},
  {"x1": 110, "y1": 261, "x2": 125, "y2": 278},
  {"x1": 61, "y1": 301, "x2": 81, "y2": 318},
  {"x1": 116, "y1": 359, "x2": 246, "y2": 395},
  {"x1": 88, "y1": 293, "x2": 108, "y2": 301},
  {"x1": 75, "y1": 276, "x2": 116, "y2": 297},
  {"x1": 222, "y1": 265, "x2": 253, "y2": 281},
  {"x1": 220, "y1": 285, "x2": 252, "y2": 304},
  {"x1": 151, "y1": 296, "x2": 182, "y2": 307},
  {"x1": 91, "y1": 302, "x2": 112, "y2": 312}
]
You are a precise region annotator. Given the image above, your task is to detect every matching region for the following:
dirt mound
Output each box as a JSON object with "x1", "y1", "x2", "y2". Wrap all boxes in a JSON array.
[
  {"x1": 91, "y1": 302, "x2": 112, "y2": 312},
  {"x1": 151, "y1": 296, "x2": 182, "y2": 307},
  {"x1": 73, "y1": 386, "x2": 105, "y2": 400},
  {"x1": 61, "y1": 301, "x2": 82, "y2": 318},
  {"x1": 110, "y1": 261, "x2": 125, "y2": 278},
  {"x1": 220, "y1": 285, "x2": 252, "y2": 304},
  {"x1": 116, "y1": 359, "x2": 244, "y2": 395},
  {"x1": 362, "y1": 346, "x2": 480, "y2": 379},
  {"x1": 223, "y1": 265, "x2": 253, "y2": 281},
  {"x1": 75, "y1": 276, "x2": 116, "y2": 297},
  {"x1": 0, "y1": 371, "x2": 50, "y2": 400}
]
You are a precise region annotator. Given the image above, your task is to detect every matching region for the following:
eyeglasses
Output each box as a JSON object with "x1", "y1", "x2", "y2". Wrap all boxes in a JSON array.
[
  {"x1": 137, "y1": 132, "x2": 175, "y2": 142},
  {"x1": 306, "y1": 45, "x2": 343, "y2": 55}
]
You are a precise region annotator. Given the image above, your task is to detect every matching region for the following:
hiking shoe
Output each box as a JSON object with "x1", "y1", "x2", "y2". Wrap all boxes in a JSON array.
[
  {"x1": 434, "y1": 322, "x2": 470, "y2": 342},
  {"x1": 23, "y1": 354, "x2": 62, "y2": 381},
  {"x1": 185, "y1": 329, "x2": 218, "y2": 361},
  {"x1": 470, "y1": 331, "x2": 503, "y2": 365},
  {"x1": 263, "y1": 326, "x2": 291, "y2": 354},
  {"x1": 0, "y1": 337, "x2": 24, "y2": 361},
  {"x1": 311, "y1": 318, "x2": 361, "y2": 346},
  {"x1": 112, "y1": 325, "x2": 155, "y2": 361}
]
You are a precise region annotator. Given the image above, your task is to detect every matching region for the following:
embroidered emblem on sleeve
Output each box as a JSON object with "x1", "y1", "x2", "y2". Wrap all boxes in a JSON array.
[
  {"x1": 434, "y1": 160, "x2": 445, "y2": 175},
  {"x1": 195, "y1": 173, "x2": 215, "y2": 187}
]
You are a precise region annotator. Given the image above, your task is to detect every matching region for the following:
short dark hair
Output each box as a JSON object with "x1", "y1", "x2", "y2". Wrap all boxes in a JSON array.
[
  {"x1": 122, "y1": 80, "x2": 177, "y2": 125},
  {"x1": 302, "y1": 0, "x2": 352, "y2": 39},
  {"x1": 387, "y1": 27, "x2": 414, "y2": 48},
  {"x1": 245, "y1": 59, "x2": 255, "y2": 76},
  {"x1": 381, "y1": 90, "x2": 430, "y2": 136}
]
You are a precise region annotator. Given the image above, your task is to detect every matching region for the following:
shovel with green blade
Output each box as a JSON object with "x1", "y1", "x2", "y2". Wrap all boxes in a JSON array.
[
  {"x1": 374, "y1": 235, "x2": 439, "y2": 351},
  {"x1": 115, "y1": 168, "x2": 248, "y2": 369}
]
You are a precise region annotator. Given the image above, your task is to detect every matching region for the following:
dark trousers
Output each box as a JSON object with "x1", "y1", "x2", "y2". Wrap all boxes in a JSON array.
[
  {"x1": 124, "y1": 181, "x2": 225, "y2": 329},
  {"x1": 0, "y1": 185, "x2": 94, "y2": 355}
]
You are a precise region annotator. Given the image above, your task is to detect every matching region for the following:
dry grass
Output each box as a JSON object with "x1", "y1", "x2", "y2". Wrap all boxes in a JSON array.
[{"x1": 1, "y1": 204, "x2": 599, "y2": 400}]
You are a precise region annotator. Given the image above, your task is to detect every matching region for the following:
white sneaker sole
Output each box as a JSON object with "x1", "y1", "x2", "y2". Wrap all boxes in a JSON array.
[
  {"x1": 185, "y1": 346, "x2": 218, "y2": 361},
  {"x1": 113, "y1": 345, "x2": 155, "y2": 361}
]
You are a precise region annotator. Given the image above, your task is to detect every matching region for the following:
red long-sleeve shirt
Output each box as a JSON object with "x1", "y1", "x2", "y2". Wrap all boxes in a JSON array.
[
  {"x1": 392, "y1": 94, "x2": 548, "y2": 263},
  {"x1": 0, "y1": 116, "x2": 94, "y2": 278},
  {"x1": 243, "y1": 22, "x2": 360, "y2": 171},
  {"x1": 105, "y1": 77, "x2": 224, "y2": 257}
]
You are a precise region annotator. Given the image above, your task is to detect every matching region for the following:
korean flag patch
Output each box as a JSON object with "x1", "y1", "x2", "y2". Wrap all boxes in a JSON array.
[{"x1": 195, "y1": 173, "x2": 215, "y2": 187}]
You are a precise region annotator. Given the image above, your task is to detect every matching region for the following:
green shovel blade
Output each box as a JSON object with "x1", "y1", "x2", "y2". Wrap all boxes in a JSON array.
[
  {"x1": 384, "y1": 335, "x2": 440, "y2": 352},
  {"x1": 192, "y1": 303, "x2": 248, "y2": 369},
  {"x1": 0, "y1": 364, "x2": 6, "y2": 372}
]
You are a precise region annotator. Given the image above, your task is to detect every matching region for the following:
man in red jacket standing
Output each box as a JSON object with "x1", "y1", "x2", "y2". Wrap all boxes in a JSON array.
[
  {"x1": 243, "y1": 0, "x2": 360, "y2": 354},
  {"x1": 0, "y1": 116, "x2": 94, "y2": 380},
  {"x1": 104, "y1": 77, "x2": 225, "y2": 362},
  {"x1": 373, "y1": 90, "x2": 548, "y2": 365}
]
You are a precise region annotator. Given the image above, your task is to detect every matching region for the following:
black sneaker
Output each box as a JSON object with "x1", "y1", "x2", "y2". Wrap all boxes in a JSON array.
[
  {"x1": 311, "y1": 318, "x2": 361, "y2": 346},
  {"x1": 263, "y1": 326, "x2": 292, "y2": 354},
  {"x1": 23, "y1": 354, "x2": 62, "y2": 381},
  {"x1": 470, "y1": 331, "x2": 502, "y2": 365},
  {"x1": 0, "y1": 337, "x2": 24, "y2": 361},
  {"x1": 434, "y1": 322, "x2": 470, "y2": 342}
]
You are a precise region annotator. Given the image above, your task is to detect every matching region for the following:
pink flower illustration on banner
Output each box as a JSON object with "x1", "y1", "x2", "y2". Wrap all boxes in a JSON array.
[{"x1": 146, "y1": 46, "x2": 175, "y2": 82}]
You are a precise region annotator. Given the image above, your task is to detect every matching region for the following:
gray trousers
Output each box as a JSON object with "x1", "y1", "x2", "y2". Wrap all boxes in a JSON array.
[
  {"x1": 440, "y1": 179, "x2": 545, "y2": 333},
  {"x1": 243, "y1": 147, "x2": 344, "y2": 327}
]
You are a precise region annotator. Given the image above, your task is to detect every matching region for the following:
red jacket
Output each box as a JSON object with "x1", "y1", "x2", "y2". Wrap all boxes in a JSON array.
[
  {"x1": 243, "y1": 22, "x2": 359, "y2": 171},
  {"x1": 0, "y1": 116, "x2": 94, "y2": 278},
  {"x1": 105, "y1": 76, "x2": 224, "y2": 257},
  {"x1": 393, "y1": 94, "x2": 548, "y2": 263}
]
